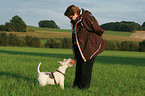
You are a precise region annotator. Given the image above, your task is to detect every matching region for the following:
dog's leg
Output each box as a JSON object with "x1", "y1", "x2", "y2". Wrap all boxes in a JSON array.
[{"x1": 60, "y1": 82, "x2": 64, "y2": 90}]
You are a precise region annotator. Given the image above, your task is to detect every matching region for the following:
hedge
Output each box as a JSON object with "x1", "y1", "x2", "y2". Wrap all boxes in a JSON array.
[
  {"x1": 0, "y1": 33, "x2": 40, "y2": 47},
  {"x1": 105, "y1": 40, "x2": 140, "y2": 52},
  {"x1": 139, "y1": 40, "x2": 145, "y2": 52},
  {"x1": 45, "y1": 38, "x2": 62, "y2": 48},
  {"x1": 0, "y1": 33, "x2": 145, "y2": 52},
  {"x1": 0, "y1": 33, "x2": 8, "y2": 46},
  {"x1": 44, "y1": 38, "x2": 144, "y2": 52}
]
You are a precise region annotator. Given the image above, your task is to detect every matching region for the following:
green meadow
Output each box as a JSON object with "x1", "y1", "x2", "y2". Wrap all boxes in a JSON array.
[{"x1": 0, "y1": 46, "x2": 145, "y2": 96}]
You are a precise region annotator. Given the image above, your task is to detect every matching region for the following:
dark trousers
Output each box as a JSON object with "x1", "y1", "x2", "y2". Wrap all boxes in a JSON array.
[{"x1": 73, "y1": 44, "x2": 96, "y2": 89}]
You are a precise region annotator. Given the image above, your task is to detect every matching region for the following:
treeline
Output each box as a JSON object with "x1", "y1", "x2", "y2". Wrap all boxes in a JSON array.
[{"x1": 101, "y1": 21, "x2": 145, "y2": 32}]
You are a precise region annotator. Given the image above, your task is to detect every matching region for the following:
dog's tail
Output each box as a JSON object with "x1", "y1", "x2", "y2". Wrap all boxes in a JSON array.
[{"x1": 38, "y1": 62, "x2": 41, "y2": 73}]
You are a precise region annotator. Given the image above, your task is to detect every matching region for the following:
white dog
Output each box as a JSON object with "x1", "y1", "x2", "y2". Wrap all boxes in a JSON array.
[{"x1": 37, "y1": 58, "x2": 75, "y2": 90}]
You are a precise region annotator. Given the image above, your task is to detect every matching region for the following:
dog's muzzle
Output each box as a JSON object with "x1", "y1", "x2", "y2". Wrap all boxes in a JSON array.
[{"x1": 71, "y1": 60, "x2": 75, "y2": 64}]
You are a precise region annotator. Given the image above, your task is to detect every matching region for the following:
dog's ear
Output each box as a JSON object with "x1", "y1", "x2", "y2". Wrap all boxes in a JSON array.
[
  {"x1": 58, "y1": 61, "x2": 62, "y2": 64},
  {"x1": 63, "y1": 59, "x2": 67, "y2": 61}
]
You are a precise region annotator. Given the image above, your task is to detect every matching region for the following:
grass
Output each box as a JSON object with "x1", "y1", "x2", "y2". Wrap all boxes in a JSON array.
[
  {"x1": 105, "y1": 30, "x2": 132, "y2": 37},
  {"x1": 0, "y1": 46, "x2": 145, "y2": 96},
  {"x1": 28, "y1": 26, "x2": 71, "y2": 32}
]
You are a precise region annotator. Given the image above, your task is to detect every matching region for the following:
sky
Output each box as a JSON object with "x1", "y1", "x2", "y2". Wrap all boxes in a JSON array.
[{"x1": 0, "y1": 0, "x2": 145, "y2": 29}]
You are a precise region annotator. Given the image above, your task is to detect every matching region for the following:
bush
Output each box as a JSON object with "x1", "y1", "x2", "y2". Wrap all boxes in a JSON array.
[
  {"x1": 25, "y1": 35, "x2": 41, "y2": 47},
  {"x1": 101, "y1": 21, "x2": 141, "y2": 32},
  {"x1": 5, "y1": 22, "x2": 15, "y2": 32},
  {"x1": 0, "y1": 25, "x2": 6, "y2": 31},
  {"x1": 31, "y1": 37, "x2": 41, "y2": 47},
  {"x1": 45, "y1": 38, "x2": 72, "y2": 48},
  {"x1": 0, "y1": 33, "x2": 8, "y2": 46},
  {"x1": 104, "y1": 40, "x2": 142, "y2": 52},
  {"x1": 45, "y1": 39, "x2": 52, "y2": 48},
  {"x1": 8, "y1": 33, "x2": 19, "y2": 46},
  {"x1": 61, "y1": 38, "x2": 72, "y2": 48},
  {"x1": 121, "y1": 41, "x2": 131, "y2": 51},
  {"x1": 0, "y1": 23, "x2": 15, "y2": 32},
  {"x1": 116, "y1": 41, "x2": 122, "y2": 51},
  {"x1": 142, "y1": 22, "x2": 145, "y2": 27},
  {"x1": 25, "y1": 35, "x2": 33, "y2": 46},
  {"x1": 45, "y1": 39, "x2": 62, "y2": 48},
  {"x1": 105, "y1": 40, "x2": 118, "y2": 50},
  {"x1": 17, "y1": 38, "x2": 26, "y2": 47},
  {"x1": 38, "y1": 20, "x2": 59, "y2": 29},
  {"x1": 130, "y1": 41, "x2": 139, "y2": 51},
  {"x1": 139, "y1": 40, "x2": 145, "y2": 52}
]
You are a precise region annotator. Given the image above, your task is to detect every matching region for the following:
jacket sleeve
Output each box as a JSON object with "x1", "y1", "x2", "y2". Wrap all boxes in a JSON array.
[{"x1": 82, "y1": 13, "x2": 104, "y2": 36}]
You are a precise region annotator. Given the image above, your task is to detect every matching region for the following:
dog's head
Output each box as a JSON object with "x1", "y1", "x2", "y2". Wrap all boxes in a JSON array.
[{"x1": 58, "y1": 58, "x2": 75, "y2": 67}]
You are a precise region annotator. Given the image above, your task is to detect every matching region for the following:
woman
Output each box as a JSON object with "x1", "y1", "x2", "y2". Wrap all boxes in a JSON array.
[{"x1": 64, "y1": 5, "x2": 107, "y2": 89}]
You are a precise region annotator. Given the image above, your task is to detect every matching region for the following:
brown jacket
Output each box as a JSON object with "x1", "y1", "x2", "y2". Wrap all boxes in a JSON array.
[{"x1": 72, "y1": 9, "x2": 107, "y2": 62}]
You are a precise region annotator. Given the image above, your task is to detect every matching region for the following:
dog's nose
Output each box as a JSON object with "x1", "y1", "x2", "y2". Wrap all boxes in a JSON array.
[{"x1": 71, "y1": 60, "x2": 75, "y2": 64}]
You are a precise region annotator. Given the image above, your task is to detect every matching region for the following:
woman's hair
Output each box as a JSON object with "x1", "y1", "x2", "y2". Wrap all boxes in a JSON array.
[{"x1": 64, "y1": 5, "x2": 80, "y2": 17}]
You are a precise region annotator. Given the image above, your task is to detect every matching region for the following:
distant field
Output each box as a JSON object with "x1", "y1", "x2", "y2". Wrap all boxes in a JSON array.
[
  {"x1": 29, "y1": 26, "x2": 132, "y2": 36},
  {"x1": 130, "y1": 31, "x2": 145, "y2": 39},
  {"x1": 0, "y1": 26, "x2": 144, "y2": 42},
  {"x1": 0, "y1": 46, "x2": 145, "y2": 96},
  {"x1": 102, "y1": 34, "x2": 143, "y2": 41},
  {"x1": 105, "y1": 30, "x2": 132, "y2": 37}
]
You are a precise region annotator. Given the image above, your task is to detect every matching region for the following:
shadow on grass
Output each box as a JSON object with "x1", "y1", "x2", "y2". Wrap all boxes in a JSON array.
[
  {"x1": 95, "y1": 56, "x2": 145, "y2": 67},
  {"x1": 0, "y1": 50, "x2": 145, "y2": 67},
  {"x1": 0, "y1": 50, "x2": 74, "y2": 59},
  {"x1": 0, "y1": 71, "x2": 38, "y2": 85}
]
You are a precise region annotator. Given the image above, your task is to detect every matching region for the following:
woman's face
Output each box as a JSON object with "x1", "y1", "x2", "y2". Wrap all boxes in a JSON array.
[{"x1": 68, "y1": 13, "x2": 78, "y2": 21}]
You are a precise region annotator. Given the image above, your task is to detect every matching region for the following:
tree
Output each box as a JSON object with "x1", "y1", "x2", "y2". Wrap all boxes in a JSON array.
[
  {"x1": 45, "y1": 39, "x2": 62, "y2": 48},
  {"x1": 38, "y1": 20, "x2": 59, "y2": 29},
  {"x1": 142, "y1": 22, "x2": 145, "y2": 27},
  {"x1": 10, "y1": 15, "x2": 27, "y2": 32}
]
